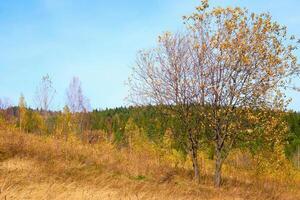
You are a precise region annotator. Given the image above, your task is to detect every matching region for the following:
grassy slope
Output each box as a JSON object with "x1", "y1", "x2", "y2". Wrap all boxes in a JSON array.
[{"x1": 0, "y1": 130, "x2": 300, "y2": 200}]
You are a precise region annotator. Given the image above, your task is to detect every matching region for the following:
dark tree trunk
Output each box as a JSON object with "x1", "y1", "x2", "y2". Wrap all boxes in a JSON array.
[
  {"x1": 188, "y1": 131, "x2": 200, "y2": 183},
  {"x1": 214, "y1": 147, "x2": 223, "y2": 187},
  {"x1": 191, "y1": 146, "x2": 200, "y2": 183},
  {"x1": 188, "y1": 128, "x2": 200, "y2": 183}
]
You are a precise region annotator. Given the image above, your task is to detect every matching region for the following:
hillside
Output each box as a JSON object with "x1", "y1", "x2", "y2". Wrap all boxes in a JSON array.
[{"x1": 1, "y1": 130, "x2": 300, "y2": 200}]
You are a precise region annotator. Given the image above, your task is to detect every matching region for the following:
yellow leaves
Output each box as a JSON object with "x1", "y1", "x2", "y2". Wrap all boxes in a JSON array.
[
  {"x1": 253, "y1": 143, "x2": 294, "y2": 180},
  {"x1": 196, "y1": 5, "x2": 206, "y2": 12},
  {"x1": 253, "y1": 17, "x2": 263, "y2": 34},
  {"x1": 163, "y1": 128, "x2": 173, "y2": 148},
  {"x1": 241, "y1": 54, "x2": 250, "y2": 65},
  {"x1": 220, "y1": 41, "x2": 229, "y2": 50},
  {"x1": 225, "y1": 20, "x2": 235, "y2": 33},
  {"x1": 196, "y1": 0, "x2": 209, "y2": 11},
  {"x1": 202, "y1": 42, "x2": 207, "y2": 51},
  {"x1": 158, "y1": 32, "x2": 172, "y2": 43},
  {"x1": 212, "y1": 7, "x2": 223, "y2": 16},
  {"x1": 247, "y1": 112, "x2": 259, "y2": 124},
  {"x1": 211, "y1": 6, "x2": 243, "y2": 17},
  {"x1": 291, "y1": 55, "x2": 298, "y2": 64},
  {"x1": 124, "y1": 118, "x2": 149, "y2": 151},
  {"x1": 262, "y1": 18, "x2": 271, "y2": 33},
  {"x1": 194, "y1": 43, "x2": 200, "y2": 49},
  {"x1": 193, "y1": 41, "x2": 208, "y2": 51}
]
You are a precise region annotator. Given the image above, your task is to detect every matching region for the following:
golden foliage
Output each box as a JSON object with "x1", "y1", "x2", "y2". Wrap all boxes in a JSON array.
[{"x1": 1, "y1": 130, "x2": 300, "y2": 199}]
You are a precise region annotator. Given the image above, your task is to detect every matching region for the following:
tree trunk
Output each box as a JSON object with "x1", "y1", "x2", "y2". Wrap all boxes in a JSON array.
[
  {"x1": 214, "y1": 148, "x2": 223, "y2": 187},
  {"x1": 187, "y1": 128, "x2": 200, "y2": 183},
  {"x1": 191, "y1": 144, "x2": 200, "y2": 183}
]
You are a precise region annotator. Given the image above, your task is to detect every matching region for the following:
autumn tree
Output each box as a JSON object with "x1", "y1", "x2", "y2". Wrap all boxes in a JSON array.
[
  {"x1": 183, "y1": 1, "x2": 299, "y2": 186},
  {"x1": 129, "y1": 0, "x2": 299, "y2": 187},
  {"x1": 23, "y1": 109, "x2": 44, "y2": 133},
  {"x1": 0, "y1": 97, "x2": 13, "y2": 123},
  {"x1": 128, "y1": 32, "x2": 205, "y2": 182},
  {"x1": 66, "y1": 77, "x2": 90, "y2": 113},
  {"x1": 0, "y1": 97, "x2": 12, "y2": 110},
  {"x1": 124, "y1": 118, "x2": 147, "y2": 151},
  {"x1": 34, "y1": 74, "x2": 56, "y2": 114},
  {"x1": 66, "y1": 77, "x2": 91, "y2": 140},
  {"x1": 18, "y1": 94, "x2": 27, "y2": 133},
  {"x1": 55, "y1": 105, "x2": 72, "y2": 141}
]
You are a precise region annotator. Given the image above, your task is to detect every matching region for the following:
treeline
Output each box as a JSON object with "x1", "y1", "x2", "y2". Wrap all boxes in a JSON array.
[
  {"x1": 285, "y1": 112, "x2": 300, "y2": 163},
  {"x1": 1, "y1": 105, "x2": 300, "y2": 160},
  {"x1": 0, "y1": 105, "x2": 169, "y2": 141}
]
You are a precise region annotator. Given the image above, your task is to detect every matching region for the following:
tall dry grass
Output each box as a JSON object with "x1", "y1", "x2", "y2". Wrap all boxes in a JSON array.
[{"x1": 0, "y1": 130, "x2": 300, "y2": 200}]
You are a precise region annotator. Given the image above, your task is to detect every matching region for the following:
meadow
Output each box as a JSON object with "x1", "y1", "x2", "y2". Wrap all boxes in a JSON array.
[{"x1": 0, "y1": 127, "x2": 300, "y2": 200}]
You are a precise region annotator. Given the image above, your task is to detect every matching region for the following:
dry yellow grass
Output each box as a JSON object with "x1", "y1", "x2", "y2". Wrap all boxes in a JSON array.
[{"x1": 0, "y1": 130, "x2": 300, "y2": 200}]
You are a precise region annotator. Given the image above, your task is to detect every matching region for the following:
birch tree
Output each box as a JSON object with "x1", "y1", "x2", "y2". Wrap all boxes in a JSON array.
[
  {"x1": 18, "y1": 94, "x2": 27, "y2": 133},
  {"x1": 34, "y1": 74, "x2": 56, "y2": 114},
  {"x1": 66, "y1": 77, "x2": 91, "y2": 140},
  {"x1": 66, "y1": 77, "x2": 90, "y2": 113}
]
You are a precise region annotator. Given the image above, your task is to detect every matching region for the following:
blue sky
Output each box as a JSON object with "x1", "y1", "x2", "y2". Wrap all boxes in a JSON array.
[{"x1": 0, "y1": 0, "x2": 299, "y2": 110}]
